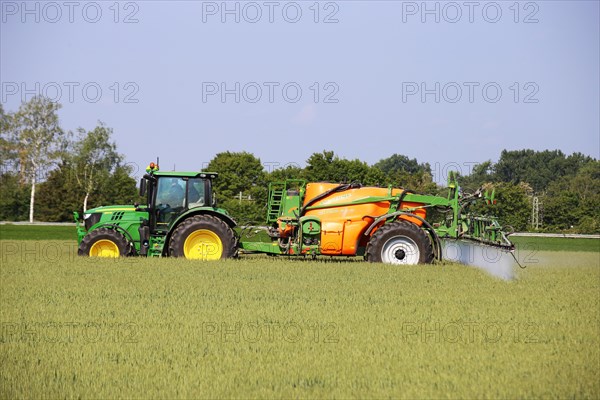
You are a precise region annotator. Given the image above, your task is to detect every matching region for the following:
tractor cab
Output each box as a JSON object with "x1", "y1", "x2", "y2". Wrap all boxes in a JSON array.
[{"x1": 140, "y1": 168, "x2": 218, "y2": 233}]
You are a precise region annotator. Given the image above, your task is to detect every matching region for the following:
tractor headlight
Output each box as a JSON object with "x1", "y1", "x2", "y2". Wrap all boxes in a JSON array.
[{"x1": 84, "y1": 213, "x2": 102, "y2": 230}]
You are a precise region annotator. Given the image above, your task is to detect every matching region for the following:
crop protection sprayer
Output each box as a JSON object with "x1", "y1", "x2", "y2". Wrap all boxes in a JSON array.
[{"x1": 74, "y1": 163, "x2": 521, "y2": 277}]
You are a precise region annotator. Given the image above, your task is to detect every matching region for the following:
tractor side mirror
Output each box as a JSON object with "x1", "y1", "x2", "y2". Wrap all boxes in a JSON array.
[{"x1": 139, "y1": 178, "x2": 147, "y2": 197}]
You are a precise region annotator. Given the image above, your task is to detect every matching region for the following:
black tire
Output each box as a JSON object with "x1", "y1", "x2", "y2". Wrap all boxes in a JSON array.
[
  {"x1": 169, "y1": 215, "x2": 237, "y2": 260},
  {"x1": 366, "y1": 221, "x2": 434, "y2": 265},
  {"x1": 78, "y1": 227, "x2": 130, "y2": 257}
]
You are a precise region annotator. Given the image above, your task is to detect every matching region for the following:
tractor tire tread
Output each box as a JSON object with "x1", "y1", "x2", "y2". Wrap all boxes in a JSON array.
[
  {"x1": 78, "y1": 227, "x2": 130, "y2": 257},
  {"x1": 168, "y1": 214, "x2": 237, "y2": 259}
]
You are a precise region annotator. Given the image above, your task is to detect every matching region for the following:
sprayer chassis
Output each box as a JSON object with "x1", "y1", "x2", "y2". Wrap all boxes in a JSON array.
[{"x1": 237, "y1": 175, "x2": 514, "y2": 263}]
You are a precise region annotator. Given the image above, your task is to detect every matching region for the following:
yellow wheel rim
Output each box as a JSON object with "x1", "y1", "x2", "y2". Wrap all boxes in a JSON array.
[
  {"x1": 89, "y1": 239, "x2": 120, "y2": 258},
  {"x1": 183, "y1": 229, "x2": 223, "y2": 260}
]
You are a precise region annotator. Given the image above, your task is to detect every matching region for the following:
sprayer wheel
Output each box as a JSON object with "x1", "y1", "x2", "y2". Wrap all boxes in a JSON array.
[
  {"x1": 366, "y1": 221, "x2": 434, "y2": 265},
  {"x1": 169, "y1": 215, "x2": 237, "y2": 260}
]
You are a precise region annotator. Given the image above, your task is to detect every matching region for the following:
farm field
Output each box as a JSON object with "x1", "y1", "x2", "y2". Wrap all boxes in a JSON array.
[
  {"x1": 0, "y1": 224, "x2": 76, "y2": 241},
  {"x1": 510, "y1": 235, "x2": 600, "y2": 252},
  {"x1": 0, "y1": 227, "x2": 599, "y2": 398},
  {"x1": 2, "y1": 224, "x2": 599, "y2": 252}
]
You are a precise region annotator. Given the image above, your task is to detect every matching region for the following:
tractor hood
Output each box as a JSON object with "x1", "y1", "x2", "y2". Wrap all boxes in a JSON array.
[
  {"x1": 84, "y1": 205, "x2": 137, "y2": 215},
  {"x1": 82, "y1": 205, "x2": 146, "y2": 231}
]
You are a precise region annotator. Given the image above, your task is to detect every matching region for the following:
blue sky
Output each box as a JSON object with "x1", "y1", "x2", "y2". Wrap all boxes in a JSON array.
[{"x1": 1, "y1": 1, "x2": 599, "y2": 182}]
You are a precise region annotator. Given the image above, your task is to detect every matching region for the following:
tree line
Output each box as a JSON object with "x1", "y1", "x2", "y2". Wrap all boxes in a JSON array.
[
  {"x1": 207, "y1": 149, "x2": 599, "y2": 233},
  {"x1": 0, "y1": 97, "x2": 137, "y2": 222},
  {"x1": 1, "y1": 96, "x2": 598, "y2": 233}
]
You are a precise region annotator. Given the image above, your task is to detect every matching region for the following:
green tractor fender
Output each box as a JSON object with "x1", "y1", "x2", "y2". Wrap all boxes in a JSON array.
[{"x1": 162, "y1": 207, "x2": 237, "y2": 255}]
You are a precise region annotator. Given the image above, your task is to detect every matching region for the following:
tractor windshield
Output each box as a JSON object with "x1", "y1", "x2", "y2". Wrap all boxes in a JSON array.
[
  {"x1": 155, "y1": 177, "x2": 186, "y2": 228},
  {"x1": 156, "y1": 178, "x2": 186, "y2": 208}
]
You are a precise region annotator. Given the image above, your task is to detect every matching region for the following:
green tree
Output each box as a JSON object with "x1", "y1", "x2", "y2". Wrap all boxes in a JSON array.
[
  {"x1": 458, "y1": 161, "x2": 494, "y2": 192},
  {"x1": 0, "y1": 104, "x2": 25, "y2": 221},
  {"x1": 0, "y1": 104, "x2": 17, "y2": 171},
  {"x1": 385, "y1": 169, "x2": 437, "y2": 193},
  {"x1": 363, "y1": 166, "x2": 388, "y2": 187},
  {"x1": 101, "y1": 165, "x2": 139, "y2": 206},
  {"x1": 206, "y1": 152, "x2": 266, "y2": 224},
  {"x1": 13, "y1": 96, "x2": 63, "y2": 222},
  {"x1": 373, "y1": 153, "x2": 436, "y2": 192},
  {"x1": 305, "y1": 151, "x2": 379, "y2": 184},
  {"x1": 38, "y1": 146, "x2": 143, "y2": 222},
  {"x1": 0, "y1": 173, "x2": 29, "y2": 221},
  {"x1": 304, "y1": 150, "x2": 336, "y2": 181},
  {"x1": 70, "y1": 123, "x2": 122, "y2": 211},
  {"x1": 36, "y1": 160, "x2": 81, "y2": 222},
  {"x1": 483, "y1": 182, "x2": 531, "y2": 231},
  {"x1": 374, "y1": 154, "x2": 429, "y2": 175},
  {"x1": 458, "y1": 150, "x2": 598, "y2": 233},
  {"x1": 267, "y1": 164, "x2": 305, "y2": 182},
  {"x1": 207, "y1": 152, "x2": 265, "y2": 199},
  {"x1": 494, "y1": 149, "x2": 594, "y2": 192},
  {"x1": 543, "y1": 161, "x2": 600, "y2": 233}
]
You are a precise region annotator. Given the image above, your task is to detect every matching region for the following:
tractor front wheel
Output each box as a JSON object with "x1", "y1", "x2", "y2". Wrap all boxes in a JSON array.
[
  {"x1": 78, "y1": 228, "x2": 130, "y2": 258},
  {"x1": 169, "y1": 215, "x2": 237, "y2": 260},
  {"x1": 366, "y1": 221, "x2": 434, "y2": 265}
]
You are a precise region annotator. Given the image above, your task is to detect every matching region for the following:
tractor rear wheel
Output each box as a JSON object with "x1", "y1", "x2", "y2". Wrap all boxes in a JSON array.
[
  {"x1": 366, "y1": 221, "x2": 434, "y2": 265},
  {"x1": 169, "y1": 215, "x2": 237, "y2": 260},
  {"x1": 78, "y1": 228, "x2": 130, "y2": 258}
]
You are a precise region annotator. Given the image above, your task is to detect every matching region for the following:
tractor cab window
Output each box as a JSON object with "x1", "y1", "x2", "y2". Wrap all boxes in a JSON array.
[
  {"x1": 156, "y1": 177, "x2": 186, "y2": 208},
  {"x1": 155, "y1": 177, "x2": 186, "y2": 227},
  {"x1": 187, "y1": 178, "x2": 206, "y2": 208}
]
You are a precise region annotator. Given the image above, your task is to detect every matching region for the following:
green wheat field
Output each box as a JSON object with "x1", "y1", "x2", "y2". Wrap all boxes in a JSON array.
[{"x1": 1, "y1": 225, "x2": 599, "y2": 398}]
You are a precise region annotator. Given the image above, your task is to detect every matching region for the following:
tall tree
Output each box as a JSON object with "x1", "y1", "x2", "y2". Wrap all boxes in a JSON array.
[
  {"x1": 206, "y1": 152, "x2": 265, "y2": 200},
  {"x1": 267, "y1": 164, "x2": 305, "y2": 182},
  {"x1": 543, "y1": 161, "x2": 600, "y2": 233},
  {"x1": 35, "y1": 160, "x2": 81, "y2": 222},
  {"x1": 0, "y1": 104, "x2": 14, "y2": 170},
  {"x1": 493, "y1": 149, "x2": 594, "y2": 192},
  {"x1": 0, "y1": 173, "x2": 30, "y2": 221},
  {"x1": 206, "y1": 152, "x2": 266, "y2": 224},
  {"x1": 100, "y1": 164, "x2": 139, "y2": 206},
  {"x1": 457, "y1": 161, "x2": 494, "y2": 192},
  {"x1": 305, "y1": 151, "x2": 378, "y2": 184},
  {"x1": 373, "y1": 153, "x2": 435, "y2": 192},
  {"x1": 1, "y1": 105, "x2": 30, "y2": 221},
  {"x1": 477, "y1": 182, "x2": 531, "y2": 231},
  {"x1": 13, "y1": 96, "x2": 63, "y2": 222},
  {"x1": 374, "y1": 154, "x2": 429, "y2": 175},
  {"x1": 35, "y1": 137, "x2": 138, "y2": 222},
  {"x1": 71, "y1": 123, "x2": 123, "y2": 211},
  {"x1": 304, "y1": 150, "x2": 336, "y2": 181}
]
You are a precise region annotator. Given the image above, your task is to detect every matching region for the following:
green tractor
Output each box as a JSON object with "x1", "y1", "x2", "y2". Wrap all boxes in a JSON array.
[{"x1": 74, "y1": 163, "x2": 237, "y2": 259}]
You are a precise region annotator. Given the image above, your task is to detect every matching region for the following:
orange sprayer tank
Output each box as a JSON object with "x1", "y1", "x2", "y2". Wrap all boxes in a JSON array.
[{"x1": 303, "y1": 183, "x2": 427, "y2": 256}]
